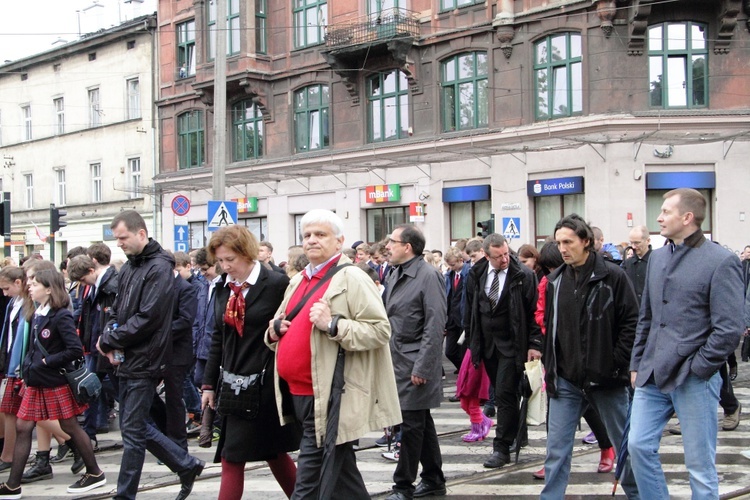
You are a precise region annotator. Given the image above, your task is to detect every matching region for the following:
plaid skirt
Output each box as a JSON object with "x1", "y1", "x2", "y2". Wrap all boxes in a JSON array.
[
  {"x1": 17, "y1": 384, "x2": 88, "y2": 421},
  {"x1": 0, "y1": 377, "x2": 23, "y2": 415}
]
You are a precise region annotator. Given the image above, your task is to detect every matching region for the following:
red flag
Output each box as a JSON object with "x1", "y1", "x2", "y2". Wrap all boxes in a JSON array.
[{"x1": 32, "y1": 221, "x2": 48, "y2": 243}]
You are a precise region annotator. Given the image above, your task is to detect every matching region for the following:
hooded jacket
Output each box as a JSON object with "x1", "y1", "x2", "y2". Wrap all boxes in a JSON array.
[
  {"x1": 100, "y1": 239, "x2": 175, "y2": 379},
  {"x1": 543, "y1": 251, "x2": 638, "y2": 397}
]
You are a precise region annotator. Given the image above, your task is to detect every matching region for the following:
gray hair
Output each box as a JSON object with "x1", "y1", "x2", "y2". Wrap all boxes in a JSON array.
[
  {"x1": 300, "y1": 209, "x2": 345, "y2": 238},
  {"x1": 482, "y1": 233, "x2": 508, "y2": 255}
]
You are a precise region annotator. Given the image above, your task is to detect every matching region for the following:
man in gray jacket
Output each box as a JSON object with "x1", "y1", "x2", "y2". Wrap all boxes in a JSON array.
[
  {"x1": 629, "y1": 188, "x2": 744, "y2": 499},
  {"x1": 384, "y1": 224, "x2": 447, "y2": 500}
]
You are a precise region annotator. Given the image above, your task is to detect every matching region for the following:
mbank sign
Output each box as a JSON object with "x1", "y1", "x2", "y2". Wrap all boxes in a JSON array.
[{"x1": 366, "y1": 184, "x2": 400, "y2": 203}]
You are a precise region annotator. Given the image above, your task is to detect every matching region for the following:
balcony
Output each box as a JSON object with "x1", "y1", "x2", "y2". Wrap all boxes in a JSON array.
[
  {"x1": 324, "y1": 8, "x2": 419, "y2": 48},
  {"x1": 322, "y1": 9, "x2": 420, "y2": 103}
]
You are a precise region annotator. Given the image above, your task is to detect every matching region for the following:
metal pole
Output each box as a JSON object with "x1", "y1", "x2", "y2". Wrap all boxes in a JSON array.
[
  {"x1": 212, "y1": 0, "x2": 227, "y2": 201},
  {"x1": 2, "y1": 192, "x2": 10, "y2": 258}
]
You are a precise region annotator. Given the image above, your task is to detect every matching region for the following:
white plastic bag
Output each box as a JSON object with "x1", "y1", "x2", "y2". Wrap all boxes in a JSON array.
[{"x1": 524, "y1": 359, "x2": 546, "y2": 426}]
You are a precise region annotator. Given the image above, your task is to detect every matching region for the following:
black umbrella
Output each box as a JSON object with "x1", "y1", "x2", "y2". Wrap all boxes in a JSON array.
[
  {"x1": 317, "y1": 346, "x2": 347, "y2": 500},
  {"x1": 514, "y1": 372, "x2": 533, "y2": 464},
  {"x1": 611, "y1": 401, "x2": 632, "y2": 496}
]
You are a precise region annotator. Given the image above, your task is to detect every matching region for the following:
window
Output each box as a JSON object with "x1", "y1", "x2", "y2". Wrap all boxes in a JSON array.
[
  {"x1": 88, "y1": 52, "x2": 96, "y2": 61},
  {"x1": 21, "y1": 105, "x2": 32, "y2": 141},
  {"x1": 368, "y1": 70, "x2": 410, "y2": 142},
  {"x1": 450, "y1": 201, "x2": 491, "y2": 240},
  {"x1": 178, "y1": 111, "x2": 205, "y2": 168},
  {"x1": 256, "y1": 0, "x2": 267, "y2": 54},
  {"x1": 127, "y1": 78, "x2": 140, "y2": 119},
  {"x1": 440, "y1": 0, "x2": 482, "y2": 11},
  {"x1": 294, "y1": 0, "x2": 327, "y2": 49},
  {"x1": 241, "y1": 216, "x2": 268, "y2": 242},
  {"x1": 369, "y1": 0, "x2": 401, "y2": 15},
  {"x1": 648, "y1": 22, "x2": 707, "y2": 108},
  {"x1": 441, "y1": 52, "x2": 488, "y2": 132},
  {"x1": 189, "y1": 221, "x2": 209, "y2": 249},
  {"x1": 534, "y1": 33, "x2": 583, "y2": 120},
  {"x1": 91, "y1": 163, "x2": 102, "y2": 202},
  {"x1": 53, "y1": 98, "x2": 65, "y2": 135},
  {"x1": 55, "y1": 169, "x2": 66, "y2": 206},
  {"x1": 232, "y1": 100, "x2": 264, "y2": 160},
  {"x1": 0, "y1": 110, "x2": 3, "y2": 146},
  {"x1": 294, "y1": 85, "x2": 329, "y2": 152},
  {"x1": 24, "y1": 174, "x2": 33, "y2": 208},
  {"x1": 128, "y1": 157, "x2": 141, "y2": 198},
  {"x1": 534, "y1": 194, "x2": 584, "y2": 247},
  {"x1": 177, "y1": 20, "x2": 196, "y2": 78},
  {"x1": 88, "y1": 88, "x2": 101, "y2": 127},
  {"x1": 367, "y1": 207, "x2": 407, "y2": 243},
  {"x1": 127, "y1": 40, "x2": 135, "y2": 50},
  {"x1": 207, "y1": 0, "x2": 241, "y2": 59},
  {"x1": 646, "y1": 188, "x2": 711, "y2": 234}
]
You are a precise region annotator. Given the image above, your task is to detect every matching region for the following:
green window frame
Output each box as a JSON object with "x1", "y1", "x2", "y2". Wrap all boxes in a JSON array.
[
  {"x1": 440, "y1": 0, "x2": 482, "y2": 12},
  {"x1": 534, "y1": 32, "x2": 583, "y2": 120},
  {"x1": 441, "y1": 52, "x2": 488, "y2": 132},
  {"x1": 293, "y1": 0, "x2": 327, "y2": 49},
  {"x1": 232, "y1": 100, "x2": 264, "y2": 161},
  {"x1": 256, "y1": 0, "x2": 267, "y2": 54},
  {"x1": 368, "y1": 0, "x2": 400, "y2": 15},
  {"x1": 178, "y1": 111, "x2": 205, "y2": 169},
  {"x1": 368, "y1": 70, "x2": 410, "y2": 142},
  {"x1": 294, "y1": 85, "x2": 329, "y2": 152},
  {"x1": 648, "y1": 22, "x2": 707, "y2": 108},
  {"x1": 177, "y1": 20, "x2": 196, "y2": 78},
  {"x1": 207, "y1": 0, "x2": 241, "y2": 60}
]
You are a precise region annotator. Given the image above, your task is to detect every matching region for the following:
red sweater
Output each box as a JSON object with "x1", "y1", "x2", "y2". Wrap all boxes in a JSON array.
[{"x1": 276, "y1": 258, "x2": 338, "y2": 396}]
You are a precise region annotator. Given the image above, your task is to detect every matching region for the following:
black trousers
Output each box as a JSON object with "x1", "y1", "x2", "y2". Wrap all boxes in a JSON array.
[
  {"x1": 483, "y1": 353, "x2": 520, "y2": 454},
  {"x1": 444, "y1": 326, "x2": 465, "y2": 372},
  {"x1": 151, "y1": 363, "x2": 189, "y2": 451},
  {"x1": 393, "y1": 409, "x2": 445, "y2": 495},
  {"x1": 719, "y1": 363, "x2": 739, "y2": 415},
  {"x1": 291, "y1": 395, "x2": 368, "y2": 500}
]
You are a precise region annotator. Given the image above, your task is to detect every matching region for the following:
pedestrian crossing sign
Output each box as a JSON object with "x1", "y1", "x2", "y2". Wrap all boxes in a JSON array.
[
  {"x1": 502, "y1": 217, "x2": 521, "y2": 239},
  {"x1": 207, "y1": 200, "x2": 238, "y2": 232}
]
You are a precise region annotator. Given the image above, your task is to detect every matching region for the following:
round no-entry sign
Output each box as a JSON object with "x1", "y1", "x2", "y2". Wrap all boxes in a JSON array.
[{"x1": 171, "y1": 195, "x2": 191, "y2": 216}]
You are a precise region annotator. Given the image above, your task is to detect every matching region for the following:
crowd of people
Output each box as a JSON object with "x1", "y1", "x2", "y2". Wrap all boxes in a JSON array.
[{"x1": 0, "y1": 187, "x2": 745, "y2": 500}]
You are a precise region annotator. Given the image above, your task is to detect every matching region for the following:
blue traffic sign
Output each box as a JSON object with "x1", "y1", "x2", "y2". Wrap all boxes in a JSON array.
[
  {"x1": 207, "y1": 201, "x2": 238, "y2": 232},
  {"x1": 171, "y1": 195, "x2": 191, "y2": 216},
  {"x1": 174, "y1": 225, "x2": 189, "y2": 252}
]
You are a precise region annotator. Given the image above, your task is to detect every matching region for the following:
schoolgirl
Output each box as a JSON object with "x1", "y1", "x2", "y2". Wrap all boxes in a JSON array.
[{"x1": 0, "y1": 269, "x2": 105, "y2": 499}]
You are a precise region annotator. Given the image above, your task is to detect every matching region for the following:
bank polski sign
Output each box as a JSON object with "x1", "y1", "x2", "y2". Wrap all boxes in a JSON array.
[
  {"x1": 527, "y1": 176, "x2": 584, "y2": 197},
  {"x1": 365, "y1": 184, "x2": 401, "y2": 203}
]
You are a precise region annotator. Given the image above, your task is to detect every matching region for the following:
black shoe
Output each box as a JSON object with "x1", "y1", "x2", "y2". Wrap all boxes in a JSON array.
[
  {"x1": 20, "y1": 451, "x2": 53, "y2": 484},
  {"x1": 448, "y1": 395, "x2": 460, "y2": 403},
  {"x1": 483, "y1": 405, "x2": 496, "y2": 418},
  {"x1": 49, "y1": 443, "x2": 71, "y2": 463},
  {"x1": 730, "y1": 365, "x2": 738, "y2": 381},
  {"x1": 176, "y1": 459, "x2": 205, "y2": 500},
  {"x1": 0, "y1": 461, "x2": 11, "y2": 473},
  {"x1": 0, "y1": 482, "x2": 21, "y2": 499},
  {"x1": 483, "y1": 450, "x2": 510, "y2": 469},
  {"x1": 509, "y1": 437, "x2": 528, "y2": 454},
  {"x1": 384, "y1": 491, "x2": 411, "y2": 500},
  {"x1": 414, "y1": 481, "x2": 447, "y2": 497}
]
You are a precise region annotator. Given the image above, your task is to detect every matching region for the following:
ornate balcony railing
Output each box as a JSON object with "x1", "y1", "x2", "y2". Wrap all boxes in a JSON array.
[{"x1": 325, "y1": 8, "x2": 419, "y2": 48}]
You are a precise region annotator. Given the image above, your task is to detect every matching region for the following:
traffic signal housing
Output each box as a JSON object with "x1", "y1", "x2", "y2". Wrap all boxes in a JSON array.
[
  {"x1": 50, "y1": 204, "x2": 68, "y2": 234},
  {"x1": 477, "y1": 218, "x2": 495, "y2": 238}
]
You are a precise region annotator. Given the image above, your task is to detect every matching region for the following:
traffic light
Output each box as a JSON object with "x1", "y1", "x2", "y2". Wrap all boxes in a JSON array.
[
  {"x1": 50, "y1": 204, "x2": 68, "y2": 233},
  {"x1": 477, "y1": 218, "x2": 495, "y2": 238}
]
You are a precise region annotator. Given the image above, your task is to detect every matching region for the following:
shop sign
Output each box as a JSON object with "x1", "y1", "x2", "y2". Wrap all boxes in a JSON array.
[
  {"x1": 366, "y1": 184, "x2": 400, "y2": 203},
  {"x1": 409, "y1": 202, "x2": 425, "y2": 222},
  {"x1": 527, "y1": 176, "x2": 584, "y2": 197},
  {"x1": 234, "y1": 197, "x2": 258, "y2": 213}
]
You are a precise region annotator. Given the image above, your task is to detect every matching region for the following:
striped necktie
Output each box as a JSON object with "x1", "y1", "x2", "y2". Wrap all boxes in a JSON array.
[{"x1": 488, "y1": 269, "x2": 500, "y2": 308}]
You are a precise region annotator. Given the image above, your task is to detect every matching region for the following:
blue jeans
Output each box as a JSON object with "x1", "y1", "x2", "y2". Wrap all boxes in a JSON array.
[
  {"x1": 182, "y1": 368, "x2": 201, "y2": 416},
  {"x1": 629, "y1": 372, "x2": 721, "y2": 500},
  {"x1": 115, "y1": 377, "x2": 197, "y2": 500},
  {"x1": 541, "y1": 377, "x2": 639, "y2": 500}
]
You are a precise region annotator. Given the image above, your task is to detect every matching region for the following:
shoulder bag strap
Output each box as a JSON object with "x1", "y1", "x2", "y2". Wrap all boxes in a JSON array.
[{"x1": 285, "y1": 263, "x2": 352, "y2": 323}]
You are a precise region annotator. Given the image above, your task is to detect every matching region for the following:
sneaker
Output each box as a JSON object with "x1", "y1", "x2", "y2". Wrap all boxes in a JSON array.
[
  {"x1": 381, "y1": 443, "x2": 400, "y2": 461},
  {"x1": 186, "y1": 420, "x2": 202, "y2": 436},
  {"x1": 582, "y1": 431, "x2": 598, "y2": 445},
  {"x1": 723, "y1": 402, "x2": 741, "y2": 431},
  {"x1": 0, "y1": 483, "x2": 21, "y2": 499},
  {"x1": 740, "y1": 450, "x2": 750, "y2": 460},
  {"x1": 483, "y1": 405, "x2": 496, "y2": 418},
  {"x1": 668, "y1": 423, "x2": 682, "y2": 435},
  {"x1": 212, "y1": 427, "x2": 221, "y2": 442},
  {"x1": 49, "y1": 443, "x2": 71, "y2": 463},
  {"x1": 375, "y1": 430, "x2": 401, "y2": 447},
  {"x1": 67, "y1": 472, "x2": 106, "y2": 493}
]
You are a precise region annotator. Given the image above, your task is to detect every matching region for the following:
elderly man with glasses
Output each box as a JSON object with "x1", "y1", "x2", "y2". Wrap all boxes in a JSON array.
[{"x1": 621, "y1": 225, "x2": 652, "y2": 304}]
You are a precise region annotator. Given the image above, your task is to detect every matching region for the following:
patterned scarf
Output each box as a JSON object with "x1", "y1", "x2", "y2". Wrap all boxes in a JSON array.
[{"x1": 224, "y1": 282, "x2": 250, "y2": 336}]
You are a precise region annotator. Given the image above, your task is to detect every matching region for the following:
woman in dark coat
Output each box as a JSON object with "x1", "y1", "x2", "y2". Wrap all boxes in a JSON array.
[{"x1": 201, "y1": 226, "x2": 301, "y2": 500}]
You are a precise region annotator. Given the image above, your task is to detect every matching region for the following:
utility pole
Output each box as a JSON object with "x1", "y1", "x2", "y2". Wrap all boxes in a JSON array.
[{"x1": 212, "y1": 0, "x2": 227, "y2": 201}]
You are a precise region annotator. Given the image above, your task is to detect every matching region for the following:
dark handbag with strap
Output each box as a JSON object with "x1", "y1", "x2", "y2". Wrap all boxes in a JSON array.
[{"x1": 33, "y1": 327, "x2": 102, "y2": 404}]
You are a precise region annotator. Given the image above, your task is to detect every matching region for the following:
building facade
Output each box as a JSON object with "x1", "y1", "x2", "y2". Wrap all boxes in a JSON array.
[
  {"x1": 155, "y1": 0, "x2": 750, "y2": 257},
  {"x1": 0, "y1": 15, "x2": 158, "y2": 263}
]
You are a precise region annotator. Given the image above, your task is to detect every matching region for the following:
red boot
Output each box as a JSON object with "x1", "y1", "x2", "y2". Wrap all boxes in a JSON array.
[{"x1": 598, "y1": 447, "x2": 615, "y2": 473}]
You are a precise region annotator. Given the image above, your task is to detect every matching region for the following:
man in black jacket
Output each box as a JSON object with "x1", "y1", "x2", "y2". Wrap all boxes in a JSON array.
[
  {"x1": 465, "y1": 233, "x2": 542, "y2": 469},
  {"x1": 98, "y1": 211, "x2": 204, "y2": 500},
  {"x1": 621, "y1": 225, "x2": 651, "y2": 304},
  {"x1": 540, "y1": 214, "x2": 639, "y2": 499}
]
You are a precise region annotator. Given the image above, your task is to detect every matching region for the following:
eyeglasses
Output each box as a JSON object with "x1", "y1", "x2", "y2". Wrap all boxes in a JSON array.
[
  {"x1": 388, "y1": 238, "x2": 406, "y2": 245},
  {"x1": 629, "y1": 241, "x2": 643, "y2": 246}
]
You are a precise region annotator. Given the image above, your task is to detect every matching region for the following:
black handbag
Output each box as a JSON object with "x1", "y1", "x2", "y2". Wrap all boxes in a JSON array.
[
  {"x1": 34, "y1": 328, "x2": 102, "y2": 404},
  {"x1": 216, "y1": 360, "x2": 267, "y2": 420}
]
